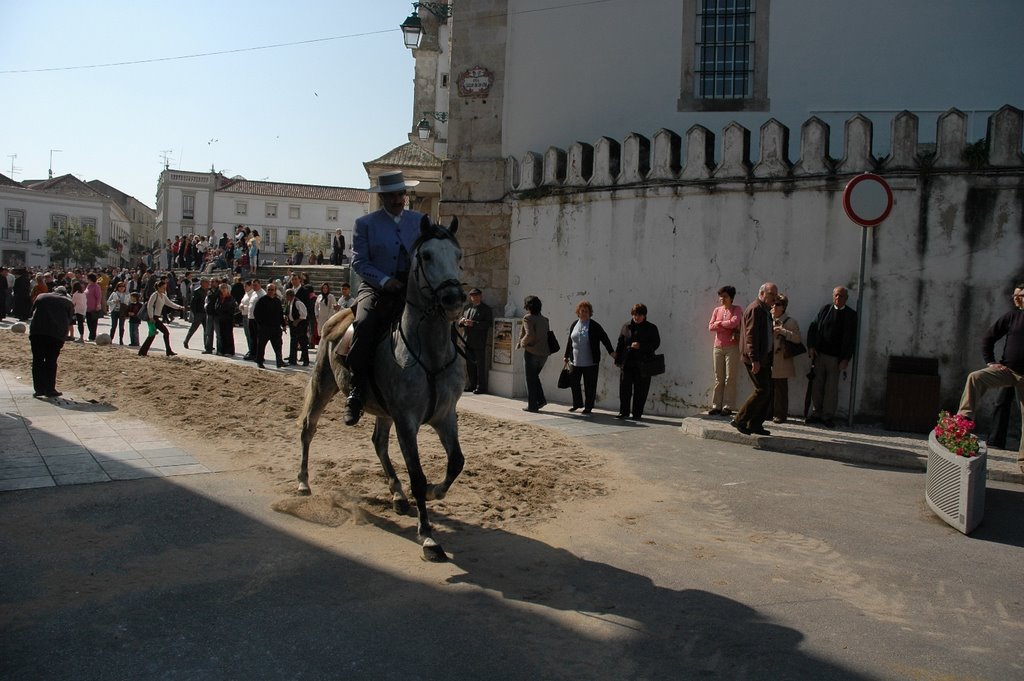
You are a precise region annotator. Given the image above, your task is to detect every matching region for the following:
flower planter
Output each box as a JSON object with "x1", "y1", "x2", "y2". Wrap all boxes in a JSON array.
[{"x1": 925, "y1": 431, "x2": 986, "y2": 534}]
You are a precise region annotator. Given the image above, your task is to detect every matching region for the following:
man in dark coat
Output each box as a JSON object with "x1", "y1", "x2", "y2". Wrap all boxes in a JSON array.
[
  {"x1": 459, "y1": 287, "x2": 493, "y2": 394},
  {"x1": 331, "y1": 229, "x2": 346, "y2": 265},
  {"x1": 183, "y1": 277, "x2": 210, "y2": 350},
  {"x1": 29, "y1": 287, "x2": 75, "y2": 398},
  {"x1": 253, "y1": 283, "x2": 286, "y2": 369},
  {"x1": 733, "y1": 282, "x2": 778, "y2": 436},
  {"x1": 806, "y1": 286, "x2": 858, "y2": 428},
  {"x1": 0, "y1": 266, "x2": 9, "y2": 320}
]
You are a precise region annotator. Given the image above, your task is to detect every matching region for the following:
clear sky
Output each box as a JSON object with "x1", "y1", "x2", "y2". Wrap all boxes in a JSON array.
[{"x1": 0, "y1": 0, "x2": 418, "y2": 207}]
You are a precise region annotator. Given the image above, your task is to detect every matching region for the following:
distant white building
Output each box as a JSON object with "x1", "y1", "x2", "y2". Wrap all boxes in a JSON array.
[
  {"x1": 0, "y1": 172, "x2": 153, "y2": 269},
  {"x1": 155, "y1": 169, "x2": 369, "y2": 262}
]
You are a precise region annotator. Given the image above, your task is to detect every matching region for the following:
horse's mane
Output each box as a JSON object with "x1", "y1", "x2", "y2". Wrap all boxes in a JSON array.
[{"x1": 411, "y1": 224, "x2": 460, "y2": 253}]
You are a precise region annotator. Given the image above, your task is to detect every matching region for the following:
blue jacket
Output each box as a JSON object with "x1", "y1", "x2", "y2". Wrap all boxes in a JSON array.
[{"x1": 352, "y1": 209, "x2": 424, "y2": 290}]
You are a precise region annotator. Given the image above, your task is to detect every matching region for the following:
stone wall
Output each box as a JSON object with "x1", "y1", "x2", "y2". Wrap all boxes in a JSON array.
[{"x1": 502, "y1": 106, "x2": 1024, "y2": 422}]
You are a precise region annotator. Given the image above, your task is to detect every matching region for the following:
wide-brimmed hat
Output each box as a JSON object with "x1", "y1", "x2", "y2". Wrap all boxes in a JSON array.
[{"x1": 368, "y1": 170, "x2": 419, "y2": 193}]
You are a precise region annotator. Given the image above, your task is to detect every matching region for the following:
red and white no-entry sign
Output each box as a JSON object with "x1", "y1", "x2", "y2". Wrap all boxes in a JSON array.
[{"x1": 843, "y1": 173, "x2": 893, "y2": 227}]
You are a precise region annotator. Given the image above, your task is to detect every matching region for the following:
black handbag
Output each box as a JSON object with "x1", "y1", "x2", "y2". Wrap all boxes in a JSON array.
[
  {"x1": 547, "y1": 330, "x2": 560, "y2": 354},
  {"x1": 557, "y1": 363, "x2": 574, "y2": 389},
  {"x1": 783, "y1": 339, "x2": 807, "y2": 359},
  {"x1": 639, "y1": 353, "x2": 666, "y2": 377}
]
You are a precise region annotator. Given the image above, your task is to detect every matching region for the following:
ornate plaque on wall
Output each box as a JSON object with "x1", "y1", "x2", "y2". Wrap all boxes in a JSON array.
[{"x1": 457, "y1": 65, "x2": 494, "y2": 98}]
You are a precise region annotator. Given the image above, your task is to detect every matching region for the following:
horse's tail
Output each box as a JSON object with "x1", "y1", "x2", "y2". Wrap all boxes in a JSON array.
[{"x1": 297, "y1": 308, "x2": 354, "y2": 428}]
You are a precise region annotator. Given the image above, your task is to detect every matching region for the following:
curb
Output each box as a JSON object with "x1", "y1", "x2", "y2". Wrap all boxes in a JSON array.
[{"x1": 679, "y1": 418, "x2": 1023, "y2": 485}]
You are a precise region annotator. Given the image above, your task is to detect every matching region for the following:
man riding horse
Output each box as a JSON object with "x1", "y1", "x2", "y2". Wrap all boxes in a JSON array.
[{"x1": 344, "y1": 170, "x2": 424, "y2": 426}]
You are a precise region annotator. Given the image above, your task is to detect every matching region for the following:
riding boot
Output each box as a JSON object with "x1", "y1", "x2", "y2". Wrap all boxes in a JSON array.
[{"x1": 344, "y1": 374, "x2": 365, "y2": 427}]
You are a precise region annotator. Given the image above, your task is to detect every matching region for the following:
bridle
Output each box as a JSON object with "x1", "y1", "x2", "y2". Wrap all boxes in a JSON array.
[{"x1": 408, "y1": 225, "x2": 464, "y2": 317}]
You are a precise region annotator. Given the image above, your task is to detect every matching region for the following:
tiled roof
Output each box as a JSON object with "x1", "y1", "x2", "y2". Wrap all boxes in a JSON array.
[
  {"x1": 217, "y1": 179, "x2": 368, "y2": 203},
  {"x1": 24, "y1": 174, "x2": 108, "y2": 199},
  {"x1": 364, "y1": 142, "x2": 443, "y2": 170},
  {"x1": 0, "y1": 172, "x2": 21, "y2": 188}
]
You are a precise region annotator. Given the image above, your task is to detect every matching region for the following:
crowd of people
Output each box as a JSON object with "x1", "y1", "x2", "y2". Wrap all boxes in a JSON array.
[{"x1": 2, "y1": 261, "x2": 356, "y2": 397}]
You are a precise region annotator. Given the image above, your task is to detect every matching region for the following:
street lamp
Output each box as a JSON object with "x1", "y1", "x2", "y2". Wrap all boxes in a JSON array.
[
  {"x1": 416, "y1": 111, "x2": 449, "y2": 140},
  {"x1": 401, "y1": 2, "x2": 453, "y2": 49}
]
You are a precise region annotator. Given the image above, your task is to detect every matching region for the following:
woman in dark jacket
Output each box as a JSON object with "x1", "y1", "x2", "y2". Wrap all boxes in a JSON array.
[
  {"x1": 13, "y1": 270, "x2": 33, "y2": 321},
  {"x1": 563, "y1": 300, "x2": 616, "y2": 414},
  {"x1": 214, "y1": 283, "x2": 238, "y2": 356},
  {"x1": 614, "y1": 302, "x2": 661, "y2": 420},
  {"x1": 517, "y1": 295, "x2": 551, "y2": 412}
]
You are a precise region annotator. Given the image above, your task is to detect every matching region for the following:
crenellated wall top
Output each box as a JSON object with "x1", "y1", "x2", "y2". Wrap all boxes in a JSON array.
[{"x1": 507, "y1": 106, "x2": 1024, "y2": 193}]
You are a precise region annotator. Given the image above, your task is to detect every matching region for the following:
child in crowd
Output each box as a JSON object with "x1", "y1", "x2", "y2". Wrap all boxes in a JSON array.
[
  {"x1": 71, "y1": 281, "x2": 87, "y2": 342},
  {"x1": 127, "y1": 292, "x2": 142, "y2": 346}
]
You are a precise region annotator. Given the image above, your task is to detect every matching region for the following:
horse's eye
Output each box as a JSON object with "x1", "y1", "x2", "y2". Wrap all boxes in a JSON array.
[{"x1": 422, "y1": 253, "x2": 432, "y2": 262}]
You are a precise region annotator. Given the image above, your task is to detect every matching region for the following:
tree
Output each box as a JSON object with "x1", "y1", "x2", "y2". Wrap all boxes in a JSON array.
[
  {"x1": 44, "y1": 218, "x2": 110, "y2": 269},
  {"x1": 283, "y1": 231, "x2": 330, "y2": 258}
]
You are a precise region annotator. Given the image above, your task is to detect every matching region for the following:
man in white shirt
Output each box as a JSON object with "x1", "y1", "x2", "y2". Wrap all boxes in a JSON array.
[
  {"x1": 240, "y1": 279, "x2": 267, "y2": 361},
  {"x1": 285, "y1": 288, "x2": 310, "y2": 366}
]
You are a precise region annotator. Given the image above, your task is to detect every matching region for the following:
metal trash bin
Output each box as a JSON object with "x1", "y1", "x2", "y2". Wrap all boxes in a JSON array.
[{"x1": 885, "y1": 356, "x2": 940, "y2": 433}]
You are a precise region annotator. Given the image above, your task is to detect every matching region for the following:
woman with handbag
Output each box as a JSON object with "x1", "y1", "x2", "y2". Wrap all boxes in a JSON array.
[
  {"x1": 770, "y1": 294, "x2": 803, "y2": 423},
  {"x1": 518, "y1": 295, "x2": 551, "y2": 413},
  {"x1": 563, "y1": 300, "x2": 616, "y2": 414},
  {"x1": 707, "y1": 285, "x2": 743, "y2": 416},
  {"x1": 614, "y1": 303, "x2": 661, "y2": 421}
]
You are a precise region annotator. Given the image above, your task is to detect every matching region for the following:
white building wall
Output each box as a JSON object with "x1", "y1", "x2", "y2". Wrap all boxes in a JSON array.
[
  {"x1": 502, "y1": 0, "x2": 1024, "y2": 162},
  {"x1": 504, "y1": 109, "x2": 1024, "y2": 420},
  {"x1": 0, "y1": 188, "x2": 112, "y2": 268}
]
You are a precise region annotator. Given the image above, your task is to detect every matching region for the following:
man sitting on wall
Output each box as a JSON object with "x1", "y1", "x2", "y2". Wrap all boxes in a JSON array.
[{"x1": 957, "y1": 283, "x2": 1024, "y2": 473}]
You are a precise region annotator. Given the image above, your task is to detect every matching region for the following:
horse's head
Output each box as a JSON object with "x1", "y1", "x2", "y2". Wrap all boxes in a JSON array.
[{"x1": 410, "y1": 215, "x2": 465, "y2": 321}]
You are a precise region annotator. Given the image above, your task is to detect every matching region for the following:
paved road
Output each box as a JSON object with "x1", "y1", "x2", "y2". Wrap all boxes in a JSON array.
[{"x1": 2, "y1": 318, "x2": 1023, "y2": 680}]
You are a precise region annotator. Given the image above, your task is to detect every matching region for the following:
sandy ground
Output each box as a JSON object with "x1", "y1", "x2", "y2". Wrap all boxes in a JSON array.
[{"x1": 0, "y1": 332, "x2": 610, "y2": 534}]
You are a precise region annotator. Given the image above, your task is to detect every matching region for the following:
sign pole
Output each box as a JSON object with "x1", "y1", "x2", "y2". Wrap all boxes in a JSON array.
[
  {"x1": 841, "y1": 173, "x2": 893, "y2": 428},
  {"x1": 849, "y1": 225, "x2": 869, "y2": 427}
]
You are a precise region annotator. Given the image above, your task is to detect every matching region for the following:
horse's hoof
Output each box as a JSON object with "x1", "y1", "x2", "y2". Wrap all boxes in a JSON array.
[
  {"x1": 421, "y1": 539, "x2": 448, "y2": 562},
  {"x1": 393, "y1": 498, "x2": 411, "y2": 515},
  {"x1": 297, "y1": 484, "x2": 311, "y2": 497}
]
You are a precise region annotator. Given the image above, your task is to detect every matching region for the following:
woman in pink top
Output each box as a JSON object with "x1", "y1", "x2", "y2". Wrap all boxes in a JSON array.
[{"x1": 707, "y1": 285, "x2": 743, "y2": 415}]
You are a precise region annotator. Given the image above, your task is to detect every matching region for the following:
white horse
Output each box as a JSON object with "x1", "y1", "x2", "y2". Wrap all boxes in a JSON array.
[{"x1": 297, "y1": 216, "x2": 467, "y2": 561}]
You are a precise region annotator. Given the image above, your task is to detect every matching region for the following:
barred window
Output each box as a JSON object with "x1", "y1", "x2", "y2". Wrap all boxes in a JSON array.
[
  {"x1": 678, "y1": 0, "x2": 769, "y2": 112},
  {"x1": 696, "y1": 0, "x2": 753, "y2": 99}
]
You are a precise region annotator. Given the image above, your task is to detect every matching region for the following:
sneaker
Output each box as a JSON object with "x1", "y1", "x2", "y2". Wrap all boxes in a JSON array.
[{"x1": 615, "y1": 413, "x2": 628, "y2": 419}]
